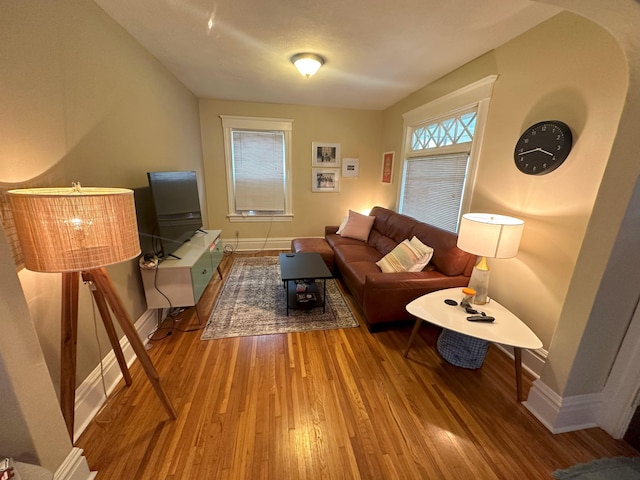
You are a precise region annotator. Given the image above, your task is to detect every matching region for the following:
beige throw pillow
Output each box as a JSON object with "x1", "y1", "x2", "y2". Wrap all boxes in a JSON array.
[{"x1": 339, "y1": 210, "x2": 375, "y2": 242}]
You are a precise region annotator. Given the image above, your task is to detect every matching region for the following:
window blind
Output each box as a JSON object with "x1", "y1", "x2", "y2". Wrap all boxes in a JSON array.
[
  {"x1": 232, "y1": 130, "x2": 285, "y2": 212},
  {"x1": 400, "y1": 153, "x2": 469, "y2": 233}
]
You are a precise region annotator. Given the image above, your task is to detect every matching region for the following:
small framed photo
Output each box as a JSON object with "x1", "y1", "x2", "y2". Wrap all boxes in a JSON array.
[
  {"x1": 342, "y1": 158, "x2": 359, "y2": 178},
  {"x1": 312, "y1": 142, "x2": 341, "y2": 167},
  {"x1": 312, "y1": 168, "x2": 340, "y2": 192},
  {"x1": 381, "y1": 151, "x2": 395, "y2": 183}
]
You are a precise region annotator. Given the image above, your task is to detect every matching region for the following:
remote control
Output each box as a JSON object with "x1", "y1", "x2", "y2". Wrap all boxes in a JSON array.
[{"x1": 467, "y1": 315, "x2": 495, "y2": 322}]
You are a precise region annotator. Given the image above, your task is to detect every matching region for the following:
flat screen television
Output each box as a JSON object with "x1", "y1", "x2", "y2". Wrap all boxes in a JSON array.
[{"x1": 147, "y1": 170, "x2": 203, "y2": 258}]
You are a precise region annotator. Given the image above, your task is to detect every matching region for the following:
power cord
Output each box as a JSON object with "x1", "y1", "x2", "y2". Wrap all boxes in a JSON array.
[
  {"x1": 147, "y1": 307, "x2": 205, "y2": 341},
  {"x1": 260, "y1": 217, "x2": 274, "y2": 251},
  {"x1": 85, "y1": 280, "x2": 116, "y2": 428}
]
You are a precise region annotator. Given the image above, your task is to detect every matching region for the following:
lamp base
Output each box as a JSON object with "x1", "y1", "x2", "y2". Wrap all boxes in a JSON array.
[{"x1": 468, "y1": 264, "x2": 490, "y2": 305}]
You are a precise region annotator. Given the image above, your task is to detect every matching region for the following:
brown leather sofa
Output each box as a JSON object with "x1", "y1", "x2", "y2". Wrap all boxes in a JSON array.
[{"x1": 325, "y1": 206, "x2": 476, "y2": 332}]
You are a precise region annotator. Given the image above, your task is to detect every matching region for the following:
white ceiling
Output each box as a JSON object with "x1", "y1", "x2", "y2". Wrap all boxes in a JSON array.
[{"x1": 93, "y1": 0, "x2": 561, "y2": 110}]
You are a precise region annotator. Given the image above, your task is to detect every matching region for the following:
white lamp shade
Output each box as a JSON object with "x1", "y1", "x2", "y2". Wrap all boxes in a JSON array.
[
  {"x1": 457, "y1": 213, "x2": 524, "y2": 259},
  {"x1": 7, "y1": 186, "x2": 141, "y2": 273}
]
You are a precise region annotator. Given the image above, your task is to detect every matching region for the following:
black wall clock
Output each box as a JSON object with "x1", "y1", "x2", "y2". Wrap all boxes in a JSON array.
[{"x1": 514, "y1": 120, "x2": 573, "y2": 175}]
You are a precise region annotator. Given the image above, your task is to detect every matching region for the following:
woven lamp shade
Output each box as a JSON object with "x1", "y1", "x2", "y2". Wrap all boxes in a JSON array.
[{"x1": 7, "y1": 186, "x2": 141, "y2": 273}]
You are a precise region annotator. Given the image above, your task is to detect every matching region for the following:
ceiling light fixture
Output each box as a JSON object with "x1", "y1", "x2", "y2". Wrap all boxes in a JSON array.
[{"x1": 291, "y1": 53, "x2": 325, "y2": 78}]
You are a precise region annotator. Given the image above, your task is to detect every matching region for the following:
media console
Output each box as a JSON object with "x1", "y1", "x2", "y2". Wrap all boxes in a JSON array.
[{"x1": 140, "y1": 229, "x2": 223, "y2": 322}]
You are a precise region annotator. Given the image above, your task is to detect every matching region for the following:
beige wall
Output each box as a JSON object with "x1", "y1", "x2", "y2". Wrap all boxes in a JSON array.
[
  {"x1": 482, "y1": 12, "x2": 627, "y2": 347},
  {"x1": 539, "y1": 0, "x2": 640, "y2": 397},
  {"x1": 382, "y1": 13, "x2": 627, "y2": 366},
  {"x1": 1, "y1": 0, "x2": 204, "y2": 394},
  {"x1": 199, "y1": 100, "x2": 391, "y2": 239}
]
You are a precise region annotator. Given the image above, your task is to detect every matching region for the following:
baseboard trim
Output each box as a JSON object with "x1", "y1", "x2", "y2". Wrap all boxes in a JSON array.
[
  {"x1": 524, "y1": 379, "x2": 601, "y2": 433},
  {"x1": 73, "y1": 309, "x2": 159, "y2": 442},
  {"x1": 54, "y1": 447, "x2": 96, "y2": 480}
]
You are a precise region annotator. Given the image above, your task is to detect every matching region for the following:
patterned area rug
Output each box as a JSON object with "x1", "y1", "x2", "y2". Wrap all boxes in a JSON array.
[
  {"x1": 552, "y1": 457, "x2": 640, "y2": 479},
  {"x1": 201, "y1": 256, "x2": 359, "y2": 340}
]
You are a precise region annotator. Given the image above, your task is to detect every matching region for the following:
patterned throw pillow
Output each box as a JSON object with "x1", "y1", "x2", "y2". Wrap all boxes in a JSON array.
[
  {"x1": 376, "y1": 237, "x2": 434, "y2": 273},
  {"x1": 407, "y1": 236, "x2": 434, "y2": 272}
]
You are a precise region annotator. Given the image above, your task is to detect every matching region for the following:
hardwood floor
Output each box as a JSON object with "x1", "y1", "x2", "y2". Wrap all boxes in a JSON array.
[{"x1": 77, "y1": 251, "x2": 638, "y2": 479}]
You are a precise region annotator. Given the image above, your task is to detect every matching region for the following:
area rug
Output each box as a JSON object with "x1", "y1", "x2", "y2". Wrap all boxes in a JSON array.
[
  {"x1": 552, "y1": 457, "x2": 640, "y2": 479},
  {"x1": 201, "y1": 256, "x2": 359, "y2": 340}
]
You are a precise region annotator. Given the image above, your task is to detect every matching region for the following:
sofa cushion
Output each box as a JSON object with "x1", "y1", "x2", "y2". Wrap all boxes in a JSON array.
[
  {"x1": 333, "y1": 244, "x2": 382, "y2": 271},
  {"x1": 291, "y1": 237, "x2": 335, "y2": 272},
  {"x1": 372, "y1": 208, "x2": 416, "y2": 244},
  {"x1": 339, "y1": 260, "x2": 382, "y2": 304},
  {"x1": 339, "y1": 210, "x2": 375, "y2": 242},
  {"x1": 367, "y1": 230, "x2": 399, "y2": 256},
  {"x1": 326, "y1": 232, "x2": 367, "y2": 250}
]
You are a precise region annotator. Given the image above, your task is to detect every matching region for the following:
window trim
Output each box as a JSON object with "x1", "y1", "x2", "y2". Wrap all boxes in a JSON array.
[
  {"x1": 220, "y1": 115, "x2": 294, "y2": 222},
  {"x1": 397, "y1": 75, "x2": 497, "y2": 228}
]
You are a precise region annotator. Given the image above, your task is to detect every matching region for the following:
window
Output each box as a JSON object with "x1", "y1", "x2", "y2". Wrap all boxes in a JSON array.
[
  {"x1": 398, "y1": 76, "x2": 496, "y2": 232},
  {"x1": 221, "y1": 116, "x2": 293, "y2": 222},
  {"x1": 401, "y1": 153, "x2": 470, "y2": 233}
]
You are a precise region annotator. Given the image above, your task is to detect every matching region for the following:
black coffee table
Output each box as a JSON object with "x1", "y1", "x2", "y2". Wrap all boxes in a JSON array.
[{"x1": 279, "y1": 252, "x2": 333, "y2": 315}]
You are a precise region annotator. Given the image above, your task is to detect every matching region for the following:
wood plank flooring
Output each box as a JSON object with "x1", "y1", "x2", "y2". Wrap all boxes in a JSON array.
[{"x1": 76, "y1": 252, "x2": 638, "y2": 479}]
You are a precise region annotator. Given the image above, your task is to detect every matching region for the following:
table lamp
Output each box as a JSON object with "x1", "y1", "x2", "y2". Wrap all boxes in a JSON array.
[
  {"x1": 456, "y1": 213, "x2": 524, "y2": 304},
  {"x1": 7, "y1": 184, "x2": 176, "y2": 440}
]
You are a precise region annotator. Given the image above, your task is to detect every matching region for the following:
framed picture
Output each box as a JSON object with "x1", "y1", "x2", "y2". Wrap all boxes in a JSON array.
[
  {"x1": 342, "y1": 158, "x2": 359, "y2": 178},
  {"x1": 312, "y1": 142, "x2": 341, "y2": 167},
  {"x1": 312, "y1": 168, "x2": 340, "y2": 192},
  {"x1": 381, "y1": 151, "x2": 394, "y2": 183}
]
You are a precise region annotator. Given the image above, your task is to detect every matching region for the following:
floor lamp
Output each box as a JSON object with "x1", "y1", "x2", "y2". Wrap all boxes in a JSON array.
[
  {"x1": 8, "y1": 184, "x2": 176, "y2": 440},
  {"x1": 456, "y1": 213, "x2": 524, "y2": 304}
]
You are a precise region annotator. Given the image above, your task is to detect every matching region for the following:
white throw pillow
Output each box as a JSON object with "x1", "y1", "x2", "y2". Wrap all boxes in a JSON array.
[{"x1": 336, "y1": 216, "x2": 349, "y2": 234}]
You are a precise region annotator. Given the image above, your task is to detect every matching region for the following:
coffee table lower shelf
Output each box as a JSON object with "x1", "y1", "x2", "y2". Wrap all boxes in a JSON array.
[{"x1": 286, "y1": 280, "x2": 326, "y2": 315}]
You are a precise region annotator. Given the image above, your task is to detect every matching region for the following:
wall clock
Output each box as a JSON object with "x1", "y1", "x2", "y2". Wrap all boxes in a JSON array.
[{"x1": 514, "y1": 120, "x2": 573, "y2": 175}]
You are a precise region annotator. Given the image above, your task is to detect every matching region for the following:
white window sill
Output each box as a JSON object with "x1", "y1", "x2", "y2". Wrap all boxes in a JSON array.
[{"x1": 227, "y1": 214, "x2": 293, "y2": 223}]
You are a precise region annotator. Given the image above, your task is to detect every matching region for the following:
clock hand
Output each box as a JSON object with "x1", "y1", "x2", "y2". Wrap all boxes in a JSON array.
[
  {"x1": 518, "y1": 147, "x2": 554, "y2": 157},
  {"x1": 518, "y1": 148, "x2": 540, "y2": 156}
]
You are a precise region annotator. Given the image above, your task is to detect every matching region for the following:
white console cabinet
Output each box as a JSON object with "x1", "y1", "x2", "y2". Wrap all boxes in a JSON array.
[{"x1": 140, "y1": 230, "x2": 223, "y2": 316}]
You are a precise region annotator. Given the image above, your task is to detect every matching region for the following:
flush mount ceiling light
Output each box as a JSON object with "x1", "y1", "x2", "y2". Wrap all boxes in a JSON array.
[{"x1": 291, "y1": 52, "x2": 325, "y2": 78}]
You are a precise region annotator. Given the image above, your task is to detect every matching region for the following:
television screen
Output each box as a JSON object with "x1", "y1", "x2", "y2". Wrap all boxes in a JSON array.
[{"x1": 147, "y1": 171, "x2": 203, "y2": 258}]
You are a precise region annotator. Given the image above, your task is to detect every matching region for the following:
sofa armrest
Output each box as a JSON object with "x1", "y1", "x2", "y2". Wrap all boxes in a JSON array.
[
  {"x1": 325, "y1": 225, "x2": 339, "y2": 235},
  {"x1": 361, "y1": 271, "x2": 471, "y2": 326}
]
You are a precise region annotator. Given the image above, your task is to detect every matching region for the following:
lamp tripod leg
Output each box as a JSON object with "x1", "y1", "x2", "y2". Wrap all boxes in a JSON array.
[
  {"x1": 61, "y1": 272, "x2": 80, "y2": 440},
  {"x1": 82, "y1": 272, "x2": 132, "y2": 386},
  {"x1": 89, "y1": 267, "x2": 177, "y2": 420}
]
